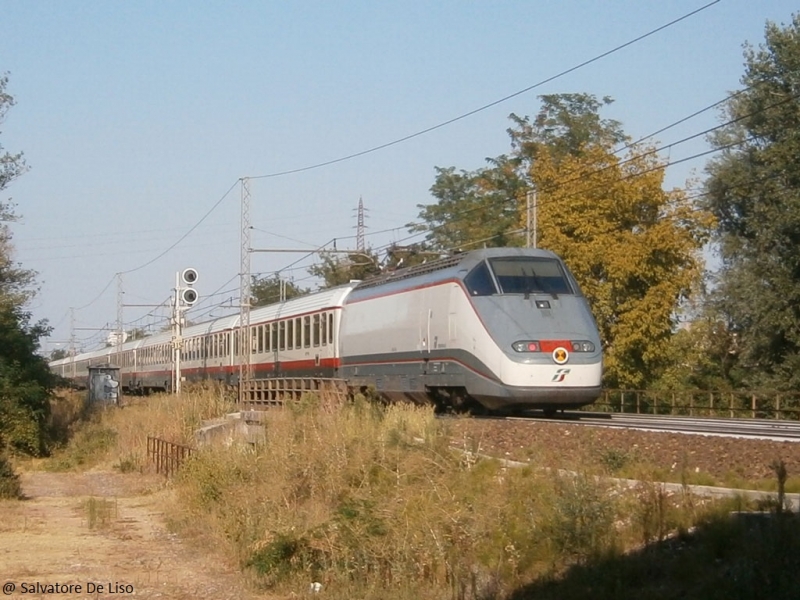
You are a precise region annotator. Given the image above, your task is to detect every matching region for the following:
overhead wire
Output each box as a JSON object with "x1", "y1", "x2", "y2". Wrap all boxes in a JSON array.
[
  {"x1": 248, "y1": 1, "x2": 721, "y2": 180},
  {"x1": 64, "y1": 1, "x2": 721, "y2": 329},
  {"x1": 378, "y1": 88, "x2": 799, "y2": 251}
]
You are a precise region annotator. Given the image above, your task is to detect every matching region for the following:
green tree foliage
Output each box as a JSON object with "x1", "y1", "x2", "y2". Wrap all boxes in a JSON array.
[
  {"x1": 0, "y1": 74, "x2": 55, "y2": 455},
  {"x1": 50, "y1": 348, "x2": 69, "y2": 361},
  {"x1": 416, "y1": 94, "x2": 713, "y2": 388},
  {"x1": 309, "y1": 248, "x2": 382, "y2": 289},
  {"x1": 703, "y1": 15, "x2": 800, "y2": 390},
  {"x1": 384, "y1": 243, "x2": 438, "y2": 270},
  {"x1": 0, "y1": 304, "x2": 55, "y2": 455},
  {"x1": 251, "y1": 273, "x2": 309, "y2": 306}
]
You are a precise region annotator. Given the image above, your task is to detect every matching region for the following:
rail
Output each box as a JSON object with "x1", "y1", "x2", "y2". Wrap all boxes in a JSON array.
[
  {"x1": 593, "y1": 389, "x2": 800, "y2": 420},
  {"x1": 146, "y1": 436, "x2": 195, "y2": 476}
]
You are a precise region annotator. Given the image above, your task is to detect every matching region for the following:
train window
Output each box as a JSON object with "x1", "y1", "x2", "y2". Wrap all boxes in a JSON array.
[
  {"x1": 295, "y1": 318, "x2": 301, "y2": 349},
  {"x1": 270, "y1": 322, "x2": 277, "y2": 352},
  {"x1": 313, "y1": 314, "x2": 320, "y2": 347},
  {"x1": 303, "y1": 316, "x2": 311, "y2": 348},
  {"x1": 489, "y1": 257, "x2": 573, "y2": 295},
  {"x1": 464, "y1": 262, "x2": 497, "y2": 296},
  {"x1": 328, "y1": 313, "x2": 334, "y2": 346},
  {"x1": 287, "y1": 319, "x2": 294, "y2": 350},
  {"x1": 279, "y1": 321, "x2": 286, "y2": 351},
  {"x1": 320, "y1": 313, "x2": 327, "y2": 346}
]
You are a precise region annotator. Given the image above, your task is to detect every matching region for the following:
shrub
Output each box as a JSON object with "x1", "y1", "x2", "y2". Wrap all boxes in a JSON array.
[{"x1": 0, "y1": 454, "x2": 22, "y2": 499}]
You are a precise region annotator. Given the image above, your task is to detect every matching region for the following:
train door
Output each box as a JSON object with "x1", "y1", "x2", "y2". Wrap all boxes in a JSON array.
[{"x1": 418, "y1": 287, "x2": 432, "y2": 355}]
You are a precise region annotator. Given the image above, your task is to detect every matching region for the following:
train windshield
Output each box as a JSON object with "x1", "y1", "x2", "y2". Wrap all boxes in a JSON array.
[{"x1": 488, "y1": 257, "x2": 573, "y2": 295}]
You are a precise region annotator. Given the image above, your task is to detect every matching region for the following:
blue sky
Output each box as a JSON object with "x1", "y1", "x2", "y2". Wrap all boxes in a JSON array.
[{"x1": 0, "y1": 0, "x2": 796, "y2": 352}]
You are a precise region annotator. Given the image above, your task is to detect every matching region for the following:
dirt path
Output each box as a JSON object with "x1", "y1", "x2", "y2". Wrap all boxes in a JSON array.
[{"x1": 0, "y1": 471, "x2": 262, "y2": 600}]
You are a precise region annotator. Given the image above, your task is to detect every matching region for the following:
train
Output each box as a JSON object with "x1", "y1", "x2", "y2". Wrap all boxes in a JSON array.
[{"x1": 50, "y1": 248, "x2": 603, "y2": 413}]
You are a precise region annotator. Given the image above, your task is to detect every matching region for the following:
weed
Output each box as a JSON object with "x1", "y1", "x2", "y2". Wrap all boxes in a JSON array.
[
  {"x1": 113, "y1": 453, "x2": 140, "y2": 473},
  {"x1": 47, "y1": 422, "x2": 117, "y2": 471},
  {"x1": 84, "y1": 497, "x2": 116, "y2": 530},
  {"x1": 600, "y1": 448, "x2": 631, "y2": 473},
  {"x1": 542, "y1": 472, "x2": 616, "y2": 563},
  {"x1": 0, "y1": 454, "x2": 22, "y2": 499}
]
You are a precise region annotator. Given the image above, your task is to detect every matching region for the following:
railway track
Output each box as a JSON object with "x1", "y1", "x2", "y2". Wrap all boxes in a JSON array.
[{"x1": 508, "y1": 411, "x2": 800, "y2": 442}]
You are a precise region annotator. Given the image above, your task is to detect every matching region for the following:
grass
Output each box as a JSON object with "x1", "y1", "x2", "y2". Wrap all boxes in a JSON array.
[
  {"x1": 43, "y1": 385, "x2": 800, "y2": 599},
  {"x1": 83, "y1": 497, "x2": 117, "y2": 530},
  {"x1": 42, "y1": 382, "x2": 234, "y2": 472},
  {"x1": 165, "y1": 393, "x2": 781, "y2": 599}
]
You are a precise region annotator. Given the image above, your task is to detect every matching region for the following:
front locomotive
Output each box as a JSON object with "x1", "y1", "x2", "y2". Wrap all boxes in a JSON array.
[
  {"x1": 338, "y1": 248, "x2": 602, "y2": 413},
  {"x1": 454, "y1": 248, "x2": 602, "y2": 411}
]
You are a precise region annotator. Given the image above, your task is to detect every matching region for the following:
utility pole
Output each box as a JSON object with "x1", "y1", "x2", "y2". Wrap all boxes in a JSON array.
[
  {"x1": 239, "y1": 177, "x2": 253, "y2": 386},
  {"x1": 526, "y1": 189, "x2": 538, "y2": 249},
  {"x1": 355, "y1": 196, "x2": 366, "y2": 254},
  {"x1": 172, "y1": 268, "x2": 199, "y2": 395},
  {"x1": 173, "y1": 271, "x2": 181, "y2": 394},
  {"x1": 115, "y1": 273, "x2": 124, "y2": 363},
  {"x1": 69, "y1": 308, "x2": 76, "y2": 378}
]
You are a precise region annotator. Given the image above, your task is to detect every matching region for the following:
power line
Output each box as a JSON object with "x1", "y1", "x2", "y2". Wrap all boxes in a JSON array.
[
  {"x1": 248, "y1": 1, "x2": 721, "y2": 180},
  {"x1": 387, "y1": 88, "x2": 800, "y2": 249},
  {"x1": 62, "y1": 2, "x2": 720, "y2": 321}
]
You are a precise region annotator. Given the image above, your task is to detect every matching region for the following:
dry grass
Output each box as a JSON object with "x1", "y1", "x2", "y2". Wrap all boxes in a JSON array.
[
  {"x1": 41, "y1": 383, "x2": 234, "y2": 472},
  {"x1": 166, "y1": 394, "x2": 743, "y2": 599},
  {"x1": 36, "y1": 386, "x2": 797, "y2": 599}
]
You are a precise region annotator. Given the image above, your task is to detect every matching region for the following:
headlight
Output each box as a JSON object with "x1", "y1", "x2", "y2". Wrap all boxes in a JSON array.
[
  {"x1": 570, "y1": 340, "x2": 595, "y2": 352},
  {"x1": 512, "y1": 341, "x2": 541, "y2": 352}
]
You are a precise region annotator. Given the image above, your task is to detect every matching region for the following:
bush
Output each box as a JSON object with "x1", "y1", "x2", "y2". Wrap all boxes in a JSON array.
[{"x1": 0, "y1": 454, "x2": 22, "y2": 499}]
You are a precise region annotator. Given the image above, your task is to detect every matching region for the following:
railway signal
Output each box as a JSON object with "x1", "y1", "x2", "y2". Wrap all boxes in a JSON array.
[{"x1": 173, "y1": 268, "x2": 199, "y2": 393}]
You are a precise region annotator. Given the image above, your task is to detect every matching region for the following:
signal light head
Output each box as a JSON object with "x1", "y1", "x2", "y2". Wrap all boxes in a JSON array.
[
  {"x1": 181, "y1": 288, "x2": 198, "y2": 306},
  {"x1": 182, "y1": 268, "x2": 199, "y2": 285}
]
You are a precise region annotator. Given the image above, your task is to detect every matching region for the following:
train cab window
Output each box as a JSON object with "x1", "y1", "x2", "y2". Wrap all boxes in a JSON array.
[
  {"x1": 489, "y1": 257, "x2": 573, "y2": 295},
  {"x1": 464, "y1": 262, "x2": 497, "y2": 296}
]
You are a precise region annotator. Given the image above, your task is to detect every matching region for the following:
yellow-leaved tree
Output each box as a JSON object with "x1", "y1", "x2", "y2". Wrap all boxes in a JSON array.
[
  {"x1": 416, "y1": 94, "x2": 714, "y2": 388},
  {"x1": 530, "y1": 143, "x2": 713, "y2": 388}
]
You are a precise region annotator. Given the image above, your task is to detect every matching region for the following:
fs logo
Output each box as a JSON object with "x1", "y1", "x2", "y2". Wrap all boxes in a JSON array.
[{"x1": 551, "y1": 368, "x2": 571, "y2": 383}]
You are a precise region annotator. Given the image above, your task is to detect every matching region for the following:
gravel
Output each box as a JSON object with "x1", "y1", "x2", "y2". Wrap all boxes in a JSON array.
[{"x1": 446, "y1": 417, "x2": 800, "y2": 484}]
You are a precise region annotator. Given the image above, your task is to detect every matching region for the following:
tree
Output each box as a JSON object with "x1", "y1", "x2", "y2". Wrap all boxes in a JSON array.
[
  {"x1": 251, "y1": 273, "x2": 308, "y2": 306},
  {"x1": 415, "y1": 93, "x2": 713, "y2": 388},
  {"x1": 309, "y1": 249, "x2": 382, "y2": 289},
  {"x1": 1, "y1": 75, "x2": 34, "y2": 309},
  {"x1": 0, "y1": 304, "x2": 55, "y2": 454},
  {"x1": 703, "y1": 15, "x2": 800, "y2": 390},
  {"x1": 50, "y1": 348, "x2": 69, "y2": 361},
  {"x1": 0, "y1": 74, "x2": 54, "y2": 455},
  {"x1": 383, "y1": 243, "x2": 440, "y2": 270}
]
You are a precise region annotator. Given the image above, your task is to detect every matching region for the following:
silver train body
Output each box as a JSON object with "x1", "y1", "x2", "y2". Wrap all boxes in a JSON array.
[{"x1": 51, "y1": 248, "x2": 602, "y2": 412}]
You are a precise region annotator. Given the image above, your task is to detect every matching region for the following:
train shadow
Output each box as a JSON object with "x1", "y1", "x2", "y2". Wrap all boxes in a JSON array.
[
  {"x1": 483, "y1": 409, "x2": 613, "y2": 421},
  {"x1": 504, "y1": 511, "x2": 800, "y2": 600}
]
